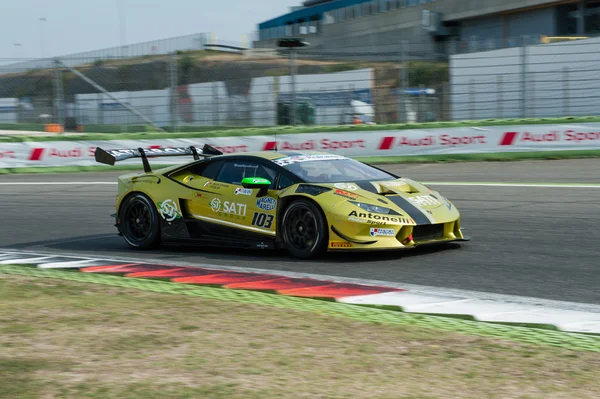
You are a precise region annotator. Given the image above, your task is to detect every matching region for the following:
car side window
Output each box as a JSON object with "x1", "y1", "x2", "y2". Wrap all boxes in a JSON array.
[
  {"x1": 192, "y1": 160, "x2": 224, "y2": 180},
  {"x1": 215, "y1": 161, "x2": 277, "y2": 188},
  {"x1": 277, "y1": 173, "x2": 296, "y2": 190}
]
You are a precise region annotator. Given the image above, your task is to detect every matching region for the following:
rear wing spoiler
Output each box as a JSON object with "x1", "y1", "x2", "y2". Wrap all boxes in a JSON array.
[{"x1": 94, "y1": 144, "x2": 223, "y2": 173}]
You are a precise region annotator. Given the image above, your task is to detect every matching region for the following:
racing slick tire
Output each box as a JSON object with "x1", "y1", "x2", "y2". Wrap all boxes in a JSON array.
[
  {"x1": 118, "y1": 193, "x2": 161, "y2": 250},
  {"x1": 281, "y1": 198, "x2": 328, "y2": 259}
]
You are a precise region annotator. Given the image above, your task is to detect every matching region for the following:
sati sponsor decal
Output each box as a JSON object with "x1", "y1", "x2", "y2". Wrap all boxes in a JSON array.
[
  {"x1": 210, "y1": 198, "x2": 222, "y2": 212},
  {"x1": 369, "y1": 228, "x2": 396, "y2": 237},
  {"x1": 211, "y1": 197, "x2": 247, "y2": 219},
  {"x1": 158, "y1": 199, "x2": 182, "y2": 222},
  {"x1": 408, "y1": 195, "x2": 441, "y2": 207}
]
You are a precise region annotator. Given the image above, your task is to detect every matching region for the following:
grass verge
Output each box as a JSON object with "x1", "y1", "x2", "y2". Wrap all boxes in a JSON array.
[
  {"x1": 2, "y1": 150, "x2": 600, "y2": 175},
  {"x1": 1, "y1": 271, "x2": 600, "y2": 399}
]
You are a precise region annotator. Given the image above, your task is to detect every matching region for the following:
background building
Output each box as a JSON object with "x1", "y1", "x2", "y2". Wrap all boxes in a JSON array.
[{"x1": 255, "y1": 0, "x2": 600, "y2": 58}]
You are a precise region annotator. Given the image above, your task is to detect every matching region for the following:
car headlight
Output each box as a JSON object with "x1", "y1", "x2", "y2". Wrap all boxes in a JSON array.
[{"x1": 350, "y1": 201, "x2": 393, "y2": 214}]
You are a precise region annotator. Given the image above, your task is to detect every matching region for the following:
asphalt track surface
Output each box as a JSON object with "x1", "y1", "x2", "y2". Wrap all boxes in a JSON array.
[{"x1": 1, "y1": 159, "x2": 599, "y2": 304}]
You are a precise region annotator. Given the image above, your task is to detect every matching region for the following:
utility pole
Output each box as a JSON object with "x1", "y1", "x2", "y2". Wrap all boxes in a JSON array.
[
  {"x1": 118, "y1": 0, "x2": 127, "y2": 57},
  {"x1": 290, "y1": 48, "x2": 297, "y2": 126},
  {"x1": 277, "y1": 38, "x2": 310, "y2": 126},
  {"x1": 39, "y1": 17, "x2": 46, "y2": 58}
]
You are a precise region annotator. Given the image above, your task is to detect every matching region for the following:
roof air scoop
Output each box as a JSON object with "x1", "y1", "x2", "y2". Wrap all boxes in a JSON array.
[{"x1": 375, "y1": 181, "x2": 419, "y2": 195}]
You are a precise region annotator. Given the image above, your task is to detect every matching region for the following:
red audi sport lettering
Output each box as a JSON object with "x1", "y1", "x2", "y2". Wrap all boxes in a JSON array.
[
  {"x1": 564, "y1": 130, "x2": 600, "y2": 142},
  {"x1": 499, "y1": 132, "x2": 518, "y2": 146},
  {"x1": 263, "y1": 141, "x2": 278, "y2": 151},
  {"x1": 208, "y1": 144, "x2": 248, "y2": 153},
  {"x1": 320, "y1": 138, "x2": 365, "y2": 150},
  {"x1": 399, "y1": 136, "x2": 435, "y2": 147},
  {"x1": 439, "y1": 134, "x2": 486, "y2": 146},
  {"x1": 0, "y1": 151, "x2": 16, "y2": 159},
  {"x1": 29, "y1": 148, "x2": 45, "y2": 161},
  {"x1": 378, "y1": 136, "x2": 395, "y2": 150},
  {"x1": 48, "y1": 148, "x2": 84, "y2": 158},
  {"x1": 520, "y1": 132, "x2": 559, "y2": 142},
  {"x1": 275, "y1": 140, "x2": 318, "y2": 151}
]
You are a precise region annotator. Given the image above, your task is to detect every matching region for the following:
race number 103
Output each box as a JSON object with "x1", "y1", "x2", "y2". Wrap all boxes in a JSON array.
[{"x1": 251, "y1": 212, "x2": 274, "y2": 229}]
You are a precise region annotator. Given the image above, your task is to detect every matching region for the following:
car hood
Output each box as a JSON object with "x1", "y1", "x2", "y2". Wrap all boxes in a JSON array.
[{"x1": 316, "y1": 178, "x2": 457, "y2": 225}]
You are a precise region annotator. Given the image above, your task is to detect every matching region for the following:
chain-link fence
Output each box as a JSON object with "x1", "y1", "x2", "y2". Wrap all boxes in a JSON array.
[{"x1": 0, "y1": 36, "x2": 598, "y2": 133}]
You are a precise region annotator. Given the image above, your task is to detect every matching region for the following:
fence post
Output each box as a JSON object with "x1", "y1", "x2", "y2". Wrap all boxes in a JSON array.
[
  {"x1": 497, "y1": 75, "x2": 503, "y2": 119},
  {"x1": 399, "y1": 40, "x2": 409, "y2": 123},
  {"x1": 289, "y1": 48, "x2": 298, "y2": 126},
  {"x1": 520, "y1": 35, "x2": 528, "y2": 118},
  {"x1": 98, "y1": 92, "x2": 104, "y2": 125},
  {"x1": 529, "y1": 73, "x2": 535, "y2": 118},
  {"x1": 53, "y1": 59, "x2": 64, "y2": 128},
  {"x1": 563, "y1": 67, "x2": 569, "y2": 116},
  {"x1": 441, "y1": 81, "x2": 450, "y2": 121},
  {"x1": 469, "y1": 79, "x2": 475, "y2": 120},
  {"x1": 169, "y1": 53, "x2": 178, "y2": 132},
  {"x1": 212, "y1": 81, "x2": 219, "y2": 126},
  {"x1": 418, "y1": 84, "x2": 425, "y2": 122}
]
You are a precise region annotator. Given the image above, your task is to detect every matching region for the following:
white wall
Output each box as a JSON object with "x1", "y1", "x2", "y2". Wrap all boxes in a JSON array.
[
  {"x1": 450, "y1": 37, "x2": 600, "y2": 120},
  {"x1": 73, "y1": 68, "x2": 374, "y2": 127},
  {"x1": 0, "y1": 98, "x2": 18, "y2": 123},
  {"x1": 278, "y1": 68, "x2": 374, "y2": 125}
]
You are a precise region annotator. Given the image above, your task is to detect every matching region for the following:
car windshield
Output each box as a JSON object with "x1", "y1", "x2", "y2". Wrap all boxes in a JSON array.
[{"x1": 279, "y1": 157, "x2": 396, "y2": 183}]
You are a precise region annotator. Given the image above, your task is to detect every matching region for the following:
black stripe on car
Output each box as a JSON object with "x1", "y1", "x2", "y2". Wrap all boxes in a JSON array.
[
  {"x1": 386, "y1": 196, "x2": 431, "y2": 225},
  {"x1": 355, "y1": 181, "x2": 379, "y2": 194}
]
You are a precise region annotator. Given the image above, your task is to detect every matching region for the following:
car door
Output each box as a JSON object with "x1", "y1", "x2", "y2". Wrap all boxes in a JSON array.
[{"x1": 189, "y1": 159, "x2": 281, "y2": 238}]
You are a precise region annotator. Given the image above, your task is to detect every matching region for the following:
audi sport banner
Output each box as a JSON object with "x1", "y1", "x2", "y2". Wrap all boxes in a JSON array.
[{"x1": 1, "y1": 123, "x2": 600, "y2": 168}]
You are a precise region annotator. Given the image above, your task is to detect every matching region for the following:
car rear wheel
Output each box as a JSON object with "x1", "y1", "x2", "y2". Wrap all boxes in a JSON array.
[
  {"x1": 281, "y1": 199, "x2": 328, "y2": 259},
  {"x1": 119, "y1": 193, "x2": 161, "y2": 249}
]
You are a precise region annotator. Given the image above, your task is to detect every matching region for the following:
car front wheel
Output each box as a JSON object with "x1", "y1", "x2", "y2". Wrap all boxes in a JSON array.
[{"x1": 281, "y1": 198, "x2": 328, "y2": 259}]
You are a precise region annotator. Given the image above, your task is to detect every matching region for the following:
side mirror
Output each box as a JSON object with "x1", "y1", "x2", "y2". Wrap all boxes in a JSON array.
[{"x1": 241, "y1": 177, "x2": 271, "y2": 198}]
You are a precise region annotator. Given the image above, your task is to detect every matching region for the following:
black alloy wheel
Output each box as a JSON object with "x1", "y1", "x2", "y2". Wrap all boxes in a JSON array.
[
  {"x1": 282, "y1": 198, "x2": 328, "y2": 259},
  {"x1": 119, "y1": 193, "x2": 161, "y2": 249}
]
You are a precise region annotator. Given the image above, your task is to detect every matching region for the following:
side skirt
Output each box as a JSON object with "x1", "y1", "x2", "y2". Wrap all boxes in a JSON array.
[{"x1": 161, "y1": 217, "x2": 279, "y2": 250}]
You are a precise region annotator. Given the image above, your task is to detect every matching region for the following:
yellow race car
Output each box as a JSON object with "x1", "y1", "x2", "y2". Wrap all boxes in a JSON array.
[{"x1": 95, "y1": 145, "x2": 470, "y2": 259}]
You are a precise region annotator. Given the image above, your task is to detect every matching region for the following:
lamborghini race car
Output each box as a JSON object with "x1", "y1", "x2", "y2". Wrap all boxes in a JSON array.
[{"x1": 95, "y1": 145, "x2": 470, "y2": 259}]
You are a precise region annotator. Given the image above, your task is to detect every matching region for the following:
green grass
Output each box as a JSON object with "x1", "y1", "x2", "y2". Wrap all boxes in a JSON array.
[{"x1": 1, "y1": 272, "x2": 600, "y2": 399}]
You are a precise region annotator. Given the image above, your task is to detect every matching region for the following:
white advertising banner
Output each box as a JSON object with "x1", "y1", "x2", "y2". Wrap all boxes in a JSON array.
[{"x1": 1, "y1": 123, "x2": 600, "y2": 168}]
